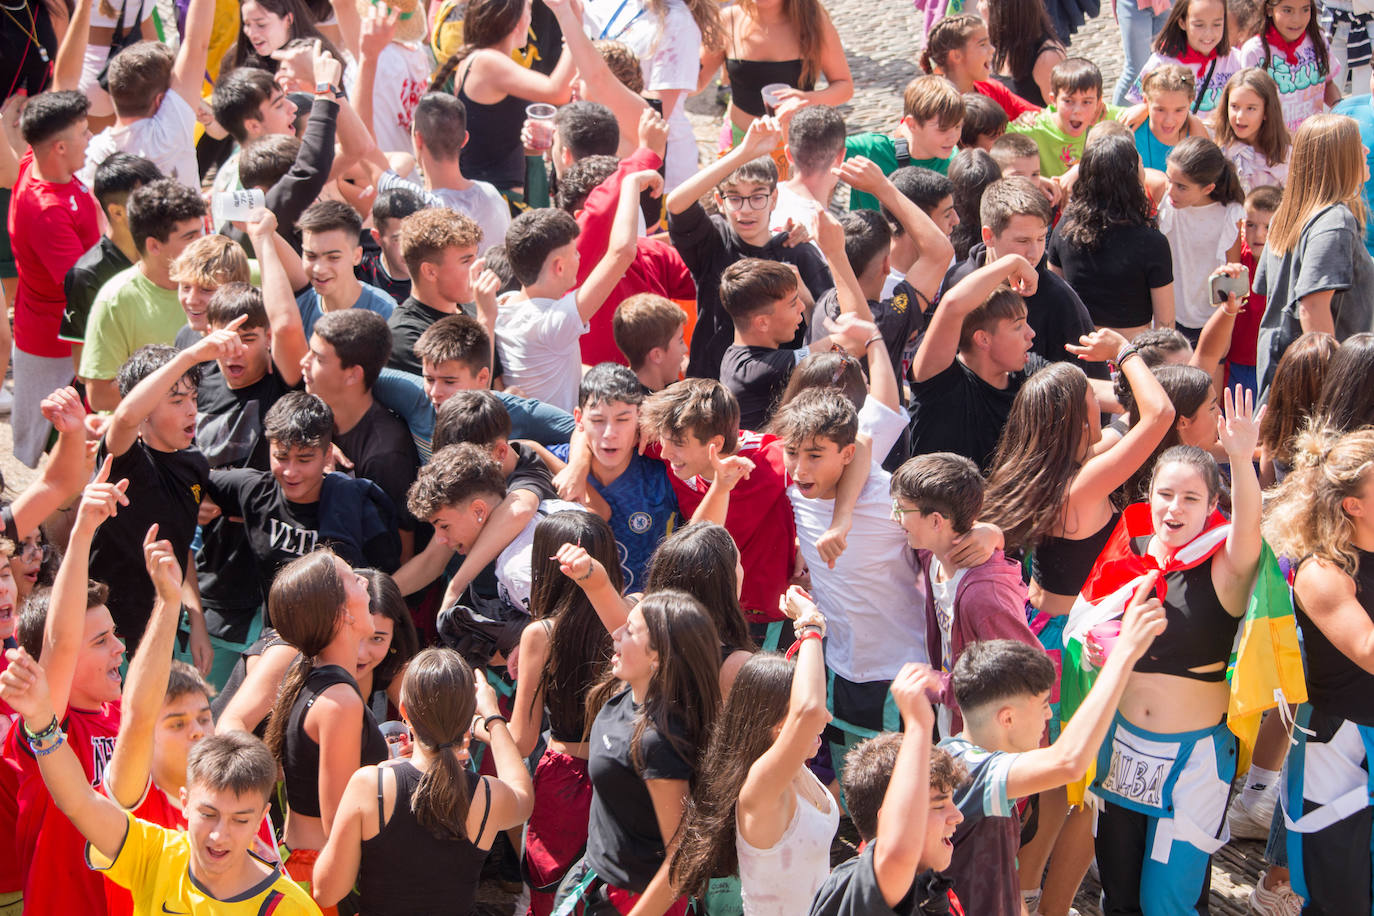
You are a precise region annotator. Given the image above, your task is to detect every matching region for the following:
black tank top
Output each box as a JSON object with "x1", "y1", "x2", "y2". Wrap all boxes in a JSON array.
[
  {"x1": 1129, "y1": 536, "x2": 1237, "y2": 681},
  {"x1": 1033, "y1": 512, "x2": 1120, "y2": 597},
  {"x1": 282, "y1": 665, "x2": 389, "y2": 817},
  {"x1": 990, "y1": 36, "x2": 1059, "y2": 108},
  {"x1": 723, "y1": 13, "x2": 813, "y2": 118},
  {"x1": 456, "y1": 58, "x2": 530, "y2": 191},
  {"x1": 358, "y1": 762, "x2": 492, "y2": 915},
  {"x1": 1297, "y1": 549, "x2": 1374, "y2": 726}
]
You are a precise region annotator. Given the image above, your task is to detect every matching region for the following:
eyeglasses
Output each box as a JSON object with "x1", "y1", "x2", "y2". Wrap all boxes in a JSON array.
[
  {"x1": 19, "y1": 540, "x2": 51, "y2": 563},
  {"x1": 721, "y1": 192, "x2": 772, "y2": 211},
  {"x1": 890, "y1": 499, "x2": 915, "y2": 521}
]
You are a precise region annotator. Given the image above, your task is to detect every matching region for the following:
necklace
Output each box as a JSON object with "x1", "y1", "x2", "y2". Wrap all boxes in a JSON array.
[{"x1": 2, "y1": 3, "x2": 49, "y2": 62}]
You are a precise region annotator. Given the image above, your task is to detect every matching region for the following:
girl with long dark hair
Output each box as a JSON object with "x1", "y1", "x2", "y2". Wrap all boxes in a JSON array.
[
  {"x1": 220, "y1": 0, "x2": 345, "y2": 75},
  {"x1": 1256, "y1": 331, "x2": 1337, "y2": 485},
  {"x1": 1118, "y1": 364, "x2": 1221, "y2": 502},
  {"x1": 553, "y1": 590, "x2": 722, "y2": 915},
  {"x1": 1048, "y1": 132, "x2": 1176, "y2": 337},
  {"x1": 1311, "y1": 332, "x2": 1374, "y2": 434},
  {"x1": 987, "y1": 0, "x2": 1066, "y2": 106},
  {"x1": 262, "y1": 550, "x2": 389, "y2": 906},
  {"x1": 312, "y1": 648, "x2": 534, "y2": 913},
  {"x1": 669, "y1": 588, "x2": 833, "y2": 915}
]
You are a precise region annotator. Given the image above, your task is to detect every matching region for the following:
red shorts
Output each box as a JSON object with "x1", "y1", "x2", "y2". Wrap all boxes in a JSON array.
[{"x1": 526, "y1": 750, "x2": 593, "y2": 916}]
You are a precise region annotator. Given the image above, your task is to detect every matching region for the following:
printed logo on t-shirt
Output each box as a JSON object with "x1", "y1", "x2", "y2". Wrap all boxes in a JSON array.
[
  {"x1": 89, "y1": 734, "x2": 116, "y2": 788},
  {"x1": 891, "y1": 292, "x2": 909, "y2": 315},
  {"x1": 627, "y1": 511, "x2": 652, "y2": 534},
  {"x1": 268, "y1": 519, "x2": 318, "y2": 557},
  {"x1": 191, "y1": 484, "x2": 202, "y2": 504}
]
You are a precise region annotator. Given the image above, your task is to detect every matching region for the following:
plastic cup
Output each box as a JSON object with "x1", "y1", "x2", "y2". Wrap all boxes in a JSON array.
[
  {"x1": 760, "y1": 83, "x2": 790, "y2": 116},
  {"x1": 1088, "y1": 620, "x2": 1122, "y2": 662},
  {"x1": 215, "y1": 188, "x2": 266, "y2": 221},
  {"x1": 526, "y1": 102, "x2": 558, "y2": 151}
]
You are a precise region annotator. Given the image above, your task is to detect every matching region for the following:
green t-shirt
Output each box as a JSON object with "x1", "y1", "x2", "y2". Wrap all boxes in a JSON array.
[
  {"x1": 1006, "y1": 104, "x2": 1123, "y2": 178},
  {"x1": 79, "y1": 266, "x2": 185, "y2": 381},
  {"x1": 843, "y1": 133, "x2": 955, "y2": 211}
]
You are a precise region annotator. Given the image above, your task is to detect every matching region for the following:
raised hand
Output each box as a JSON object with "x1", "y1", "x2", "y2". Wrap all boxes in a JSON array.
[
  {"x1": 246, "y1": 208, "x2": 278, "y2": 243},
  {"x1": 707, "y1": 442, "x2": 755, "y2": 492},
  {"x1": 313, "y1": 42, "x2": 343, "y2": 88},
  {"x1": 554, "y1": 542, "x2": 606, "y2": 589},
  {"x1": 832, "y1": 156, "x2": 888, "y2": 195},
  {"x1": 270, "y1": 42, "x2": 315, "y2": 93},
  {"x1": 823, "y1": 313, "x2": 880, "y2": 354},
  {"x1": 359, "y1": 1, "x2": 400, "y2": 58},
  {"x1": 1217, "y1": 383, "x2": 1264, "y2": 461},
  {"x1": 637, "y1": 107, "x2": 669, "y2": 158},
  {"x1": 1065, "y1": 327, "x2": 1129, "y2": 364},
  {"x1": 626, "y1": 168, "x2": 665, "y2": 199},
  {"x1": 75, "y1": 457, "x2": 131, "y2": 534},
  {"x1": 143, "y1": 524, "x2": 184, "y2": 605},
  {"x1": 739, "y1": 116, "x2": 783, "y2": 158},
  {"x1": 811, "y1": 210, "x2": 847, "y2": 255},
  {"x1": 1117, "y1": 570, "x2": 1168, "y2": 657},
  {"x1": 473, "y1": 668, "x2": 501, "y2": 719},
  {"x1": 187, "y1": 314, "x2": 248, "y2": 365},
  {"x1": 1006, "y1": 255, "x2": 1038, "y2": 297},
  {"x1": 470, "y1": 257, "x2": 501, "y2": 323},
  {"x1": 39, "y1": 386, "x2": 87, "y2": 436},
  {"x1": 0, "y1": 649, "x2": 56, "y2": 726}
]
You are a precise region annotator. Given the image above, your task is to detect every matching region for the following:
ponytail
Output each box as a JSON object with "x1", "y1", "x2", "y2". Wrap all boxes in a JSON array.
[
  {"x1": 401, "y1": 648, "x2": 479, "y2": 840},
  {"x1": 1166, "y1": 136, "x2": 1246, "y2": 206},
  {"x1": 921, "y1": 15, "x2": 984, "y2": 75},
  {"x1": 1264, "y1": 426, "x2": 1374, "y2": 576},
  {"x1": 264, "y1": 653, "x2": 312, "y2": 762}
]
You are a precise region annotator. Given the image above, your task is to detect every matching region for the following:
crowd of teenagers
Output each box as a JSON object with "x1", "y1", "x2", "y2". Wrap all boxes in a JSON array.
[{"x1": 3, "y1": 0, "x2": 1374, "y2": 912}]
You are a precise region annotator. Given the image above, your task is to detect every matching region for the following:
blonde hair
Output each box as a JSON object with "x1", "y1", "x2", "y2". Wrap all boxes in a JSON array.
[
  {"x1": 1264, "y1": 427, "x2": 1374, "y2": 576},
  {"x1": 1141, "y1": 62, "x2": 1196, "y2": 100},
  {"x1": 902, "y1": 74, "x2": 965, "y2": 130},
  {"x1": 169, "y1": 235, "x2": 252, "y2": 289},
  {"x1": 1267, "y1": 113, "x2": 1367, "y2": 255}
]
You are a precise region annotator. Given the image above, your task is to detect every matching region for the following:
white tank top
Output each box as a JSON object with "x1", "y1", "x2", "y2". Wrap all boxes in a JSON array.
[{"x1": 735, "y1": 767, "x2": 840, "y2": 916}]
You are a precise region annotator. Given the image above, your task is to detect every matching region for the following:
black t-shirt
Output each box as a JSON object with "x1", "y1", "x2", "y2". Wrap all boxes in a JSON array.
[
  {"x1": 335, "y1": 399, "x2": 420, "y2": 532},
  {"x1": 941, "y1": 244, "x2": 1103, "y2": 377},
  {"x1": 906, "y1": 353, "x2": 1048, "y2": 471},
  {"x1": 507, "y1": 442, "x2": 558, "y2": 502},
  {"x1": 720, "y1": 344, "x2": 797, "y2": 431},
  {"x1": 667, "y1": 202, "x2": 833, "y2": 379},
  {"x1": 808, "y1": 281, "x2": 927, "y2": 404},
  {"x1": 809, "y1": 846, "x2": 961, "y2": 916},
  {"x1": 386, "y1": 297, "x2": 507, "y2": 379},
  {"x1": 1048, "y1": 222, "x2": 1173, "y2": 330},
  {"x1": 60, "y1": 237, "x2": 132, "y2": 345},
  {"x1": 585, "y1": 687, "x2": 694, "y2": 893},
  {"x1": 194, "y1": 366, "x2": 298, "y2": 633},
  {"x1": 88, "y1": 440, "x2": 209, "y2": 653}
]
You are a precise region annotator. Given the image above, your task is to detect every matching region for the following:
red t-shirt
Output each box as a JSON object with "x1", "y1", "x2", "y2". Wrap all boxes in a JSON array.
[
  {"x1": 575, "y1": 147, "x2": 698, "y2": 367},
  {"x1": 8, "y1": 152, "x2": 101, "y2": 359},
  {"x1": 648, "y1": 432, "x2": 797, "y2": 622},
  {"x1": 98, "y1": 779, "x2": 278, "y2": 916},
  {"x1": 0, "y1": 701, "x2": 120, "y2": 913},
  {"x1": 1228, "y1": 240, "x2": 1265, "y2": 367},
  {"x1": 973, "y1": 80, "x2": 1040, "y2": 120}
]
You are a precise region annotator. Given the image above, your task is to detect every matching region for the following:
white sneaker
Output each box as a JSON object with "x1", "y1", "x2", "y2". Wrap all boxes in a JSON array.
[
  {"x1": 1249, "y1": 868, "x2": 1303, "y2": 915},
  {"x1": 1228, "y1": 785, "x2": 1278, "y2": 841},
  {"x1": 0, "y1": 386, "x2": 12, "y2": 416}
]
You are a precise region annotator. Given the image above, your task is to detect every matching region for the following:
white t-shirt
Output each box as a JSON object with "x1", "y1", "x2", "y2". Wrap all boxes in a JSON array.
[
  {"x1": 930, "y1": 562, "x2": 967, "y2": 737},
  {"x1": 857, "y1": 394, "x2": 909, "y2": 461},
  {"x1": 582, "y1": 0, "x2": 702, "y2": 190},
  {"x1": 497, "y1": 498, "x2": 587, "y2": 612},
  {"x1": 1156, "y1": 195, "x2": 1245, "y2": 328},
  {"x1": 494, "y1": 290, "x2": 588, "y2": 412},
  {"x1": 789, "y1": 464, "x2": 928, "y2": 683},
  {"x1": 769, "y1": 186, "x2": 825, "y2": 238},
  {"x1": 364, "y1": 42, "x2": 432, "y2": 155},
  {"x1": 377, "y1": 170, "x2": 511, "y2": 256},
  {"x1": 80, "y1": 90, "x2": 200, "y2": 191}
]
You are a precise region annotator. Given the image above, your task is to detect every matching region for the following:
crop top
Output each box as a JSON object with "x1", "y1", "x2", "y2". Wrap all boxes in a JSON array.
[
  {"x1": 724, "y1": 58, "x2": 808, "y2": 117},
  {"x1": 282, "y1": 664, "x2": 389, "y2": 818},
  {"x1": 1032, "y1": 512, "x2": 1120, "y2": 597},
  {"x1": 1128, "y1": 535, "x2": 1238, "y2": 681}
]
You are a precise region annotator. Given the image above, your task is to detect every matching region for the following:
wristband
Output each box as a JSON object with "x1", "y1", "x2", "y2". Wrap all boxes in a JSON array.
[
  {"x1": 793, "y1": 621, "x2": 825, "y2": 638},
  {"x1": 31, "y1": 731, "x2": 65, "y2": 758},
  {"x1": 23, "y1": 715, "x2": 59, "y2": 743},
  {"x1": 786, "y1": 630, "x2": 823, "y2": 660},
  {"x1": 864, "y1": 333, "x2": 883, "y2": 349},
  {"x1": 484, "y1": 714, "x2": 510, "y2": 731}
]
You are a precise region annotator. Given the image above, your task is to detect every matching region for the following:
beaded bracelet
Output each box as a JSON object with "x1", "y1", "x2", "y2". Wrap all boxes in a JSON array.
[{"x1": 31, "y1": 730, "x2": 65, "y2": 758}]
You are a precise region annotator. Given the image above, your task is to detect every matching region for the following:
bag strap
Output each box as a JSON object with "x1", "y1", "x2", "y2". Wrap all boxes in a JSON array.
[{"x1": 1192, "y1": 58, "x2": 1217, "y2": 114}]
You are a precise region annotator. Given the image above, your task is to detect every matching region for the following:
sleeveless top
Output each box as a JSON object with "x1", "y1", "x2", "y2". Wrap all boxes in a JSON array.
[
  {"x1": 991, "y1": 36, "x2": 1058, "y2": 108},
  {"x1": 724, "y1": 13, "x2": 813, "y2": 118},
  {"x1": 736, "y1": 767, "x2": 840, "y2": 915},
  {"x1": 456, "y1": 58, "x2": 530, "y2": 190},
  {"x1": 1129, "y1": 535, "x2": 1237, "y2": 681},
  {"x1": 1033, "y1": 512, "x2": 1120, "y2": 597},
  {"x1": 1297, "y1": 549, "x2": 1374, "y2": 726},
  {"x1": 358, "y1": 761, "x2": 492, "y2": 915},
  {"x1": 283, "y1": 665, "x2": 389, "y2": 817}
]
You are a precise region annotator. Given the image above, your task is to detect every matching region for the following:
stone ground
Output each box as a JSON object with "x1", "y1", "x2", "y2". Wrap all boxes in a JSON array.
[{"x1": 0, "y1": 3, "x2": 1270, "y2": 913}]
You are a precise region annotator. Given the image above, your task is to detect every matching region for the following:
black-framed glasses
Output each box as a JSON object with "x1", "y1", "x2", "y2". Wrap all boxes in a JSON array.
[{"x1": 721, "y1": 192, "x2": 772, "y2": 211}]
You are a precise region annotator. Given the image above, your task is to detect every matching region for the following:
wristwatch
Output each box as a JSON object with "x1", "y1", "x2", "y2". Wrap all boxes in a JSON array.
[{"x1": 314, "y1": 82, "x2": 341, "y2": 98}]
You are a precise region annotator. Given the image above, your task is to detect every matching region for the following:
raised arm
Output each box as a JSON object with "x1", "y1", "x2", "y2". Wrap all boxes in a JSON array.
[
  {"x1": 50, "y1": 0, "x2": 91, "y2": 92},
  {"x1": 1214, "y1": 385, "x2": 1264, "y2": 611},
  {"x1": 667, "y1": 117, "x2": 783, "y2": 215},
  {"x1": 352, "y1": 3, "x2": 402, "y2": 141},
  {"x1": 545, "y1": 0, "x2": 651, "y2": 133},
  {"x1": 873, "y1": 664, "x2": 937, "y2": 907},
  {"x1": 554, "y1": 543, "x2": 631, "y2": 635},
  {"x1": 247, "y1": 211, "x2": 307, "y2": 386},
  {"x1": 910, "y1": 254, "x2": 1036, "y2": 383},
  {"x1": 171, "y1": 0, "x2": 215, "y2": 107},
  {"x1": 105, "y1": 318, "x2": 247, "y2": 458},
  {"x1": 103, "y1": 528, "x2": 186, "y2": 809},
  {"x1": 8, "y1": 388, "x2": 92, "y2": 540},
  {"x1": 215, "y1": 643, "x2": 300, "y2": 733},
  {"x1": 576, "y1": 169, "x2": 662, "y2": 324},
  {"x1": 1062, "y1": 330, "x2": 1175, "y2": 504},
  {"x1": 0, "y1": 649, "x2": 130, "y2": 862},
  {"x1": 690, "y1": 444, "x2": 755, "y2": 526},
  {"x1": 471, "y1": 669, "x2": 535, "y2": 833},
  {"x1": 1005, "y1": 574, "x2": 1166, "y2": 799},
  {"x1": 44, "y1": 460, "x2": 130, "y2": 720}
]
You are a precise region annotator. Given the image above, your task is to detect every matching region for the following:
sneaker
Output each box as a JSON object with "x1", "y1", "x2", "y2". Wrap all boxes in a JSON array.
[
  {"x1": 0, "y1": 386, "x2": 11, "y2": 416},
  {"x1": 1249, "y1": 868, "x2": 1303, "y2": 915},
  {"x1": 1228, "y1": 785, "x2": 1278, "y2": 841}
]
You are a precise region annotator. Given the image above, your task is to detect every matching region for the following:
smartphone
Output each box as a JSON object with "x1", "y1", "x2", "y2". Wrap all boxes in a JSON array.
[{"x1": 1210, "y1": 265, "x2": 1250, "y2": 304}]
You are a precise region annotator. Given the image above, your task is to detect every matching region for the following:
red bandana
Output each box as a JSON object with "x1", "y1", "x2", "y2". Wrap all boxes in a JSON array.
[
  {"x1": 1177, "y1": 44, "x2": 1219, "y2": 81},
  {"x1": 1265, "y1": 24, "x2": 1304, "y2": 66}
]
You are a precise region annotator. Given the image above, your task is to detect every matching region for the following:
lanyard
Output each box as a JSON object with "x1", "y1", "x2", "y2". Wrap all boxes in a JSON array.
[{"x1": 597, "y1": 0, "x2": 645, "y2": 40}]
